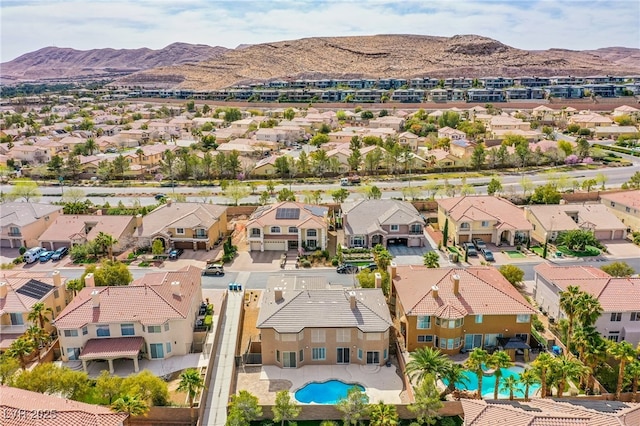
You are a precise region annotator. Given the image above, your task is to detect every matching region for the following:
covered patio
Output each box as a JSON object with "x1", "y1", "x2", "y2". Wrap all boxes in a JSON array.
[
  {"x1": 497, "y1": 337, "x2": 531, "y2": 362},
  {"x1": 79, "y1": 337, "x2": 144, "y2": 374}
]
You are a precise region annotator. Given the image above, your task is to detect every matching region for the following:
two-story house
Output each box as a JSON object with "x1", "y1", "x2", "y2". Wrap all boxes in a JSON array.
[
  {"x1": 0, "y1": 270, "x2": 68, "y2": 352},
  {"x1": 534, "y1": 263, "x2": 640, "y2": 346},
  {"x1": 54, "y1": 266, "x2": 203, "y2": 373},
  {"x1": 437, "y1": 196, "x2": 533, "y2": 246},
  {"x1": 341, "y1": 199, "x2": 426, "y2": 248},
  {"x1": 1, "y1": 202, "x2": 63, "y2": 249},
  {"x1": 137, "y1": 201, "x2": 228, "y2": 251},
  {"x1": 437, "y1": 126, "x2": 467, "y2": 141},
  {"x1": 392, "y1": 266, "x2": 535, "y2": 357},
  {"x1": 600, "y1": 190, "x2": 640, "y2": 232},
  {"x1": 257, "y1": 275, "x2": 393, "y2": 367},
  {"x1": 247, "y1": 201, "x2": 328, "y2": 252},
  {"x1": 38, "y1": 214, "x2": 137, "y2": 252}
]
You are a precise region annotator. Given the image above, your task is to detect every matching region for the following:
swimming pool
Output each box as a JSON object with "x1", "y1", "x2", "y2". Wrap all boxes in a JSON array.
[
  {"x1": 443, "y1": 365, "x2": 540, "y2": 399},
  {"x1": 294, "y1": 380, "x2": 365, "y2": 404}
]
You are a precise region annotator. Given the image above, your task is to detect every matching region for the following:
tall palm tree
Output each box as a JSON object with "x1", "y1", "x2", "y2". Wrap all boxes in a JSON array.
[
  {"x1": 7, "y1": 337, "x2": 34, "y2": 370},
  {"x1": 177, "y1": 368, "x2": 204, "y2": 408},
  {"x1": 24, "y1": 325, "x2": 49, "y2": 359},
  {"x1": 553, "y1": 355, "x2": 587, "y2": 398},
  {"x1": 85, "y1": 138, "x2": 97, "y2": 156},
  {"x1": 67, "y1": 278, "x2": 84, "y2": 297},
  {"x1": 532, "y1": 352, "x2": 554, "y2": 398},
  {"x1": 94, "y1": 232, "x2": 118, "y2": 260},
  {"x1": 405, "y1": 347, "x2": 448, "y2": 385},
  {"x1": 610, "y1": 341, "x2": 638, "y2": 400},
  {"x1": 464, "y1": 348, "x2": 489, "y2": 399},
  {"x1": 575, "y1": 293, "x2": 602, "y2": 327},
  {"x1": 439, "y1": 362, "x2": 469, "y2": 399},
  {"x1": 500, "y1": 376, "x2": 520, "y2": 400},
  {"x1": 27, "y1": 302, "x2": 53, "y2": 330},
  {"x1": 488, "y1": 350, "x2": 514, "y2": 400},
  {"x1": 582, "y1": 337, "x2": 608, "y2": 394},
  {"x1": 111, "y1": 394, "x2": 149, "y2": 426},
  {"x1": 136, "y1": 148, "x2": 145, "y2": 181},
  {"x1": 558, "y1": 285, "x2": 582, "y2": 351},
  {"x1": 572, "y1": 324, "x2": 600, "y2": 364},
  {"x1": 368, "y1": 401, "x2": 399, "y2": 426},
  {"x1": 518, "y1": 368, "x2": 538, "y2": 401},
  {"x1": 626, "y1": 360, "x2": 640, "y2": 403}
]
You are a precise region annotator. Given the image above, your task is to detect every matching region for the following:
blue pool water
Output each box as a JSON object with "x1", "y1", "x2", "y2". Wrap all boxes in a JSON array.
[
  {"x1": 443, "y1": 366, "x2": 540, "y2": 399},
  {"x1": 295, "y1": 380, "x2": 365, "y2": 404}
]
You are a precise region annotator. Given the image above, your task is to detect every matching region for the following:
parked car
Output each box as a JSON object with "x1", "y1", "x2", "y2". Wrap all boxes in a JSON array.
[
  {"x1": 39, "y1": 250, "x2": 54, "y2": 262},
  {"x1": 481, "y1": 248, "x2": 495, "y2": 262},
  {"x1": 472, "y1": 238, "x2": 487, "y2": 251},
  {"x1": 202, "y1": 263, "x2": 225, "y2": 276},
  {"x1": 168, "y1": 248, "x2": 184, "y2": 260},
  {"x1": 463, "y1": 242, "x2": 478, "y2": 257},
  {"x1": 362, "y1": 263, "x2": 379, "y2": 272},
  {"x1": 154, "y1": 193, "x2": 166, "y2": 201},
  {"x1": 337, "y1": 264, "x2": 359, "y2": 274},
  {"x1": 51, "y1": 246, "x2": 69, "y2": 261},
  {"x1": 24, "y1": 247, "x2": 45, "y2": 264}
]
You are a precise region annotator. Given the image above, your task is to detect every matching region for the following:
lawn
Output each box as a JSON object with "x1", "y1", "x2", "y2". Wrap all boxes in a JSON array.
[
  {"x1": 504, "y1": 250, "x2": 526, "y2": 259},
  {"x1": 530, "y1": 246, "x2": 545, "y2": 257},
  {"x1": 346, "y1": 260, "x2": 375, "y2": 267},
  {"x1": 447, "y1": 246, "x2": 462, "y2": 255},
  {"x1": 556, "y1": 245, "x2": 600, "y2": 257}
]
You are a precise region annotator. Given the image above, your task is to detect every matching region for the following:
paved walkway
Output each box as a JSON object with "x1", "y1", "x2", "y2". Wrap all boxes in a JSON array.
[{"x1": 201, "y1": 271, "x2": 248, "y2": 426}]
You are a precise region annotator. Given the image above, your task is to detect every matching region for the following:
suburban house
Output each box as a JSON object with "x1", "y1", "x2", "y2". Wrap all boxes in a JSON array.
[
  {"x1": 524, "y1": 203, "x2": 627, "y2": 243},
  {"x1": 0, "y1": 385, "x2": 128, "y2": 426},
  {"x1": 568, "y1": 113, "x2": 613, "y2": 128},
  {"x1": 246, "y1": 201, "x2": 328, "y2": 252},
  {"x1": 593, "y1": 125, "x2": 640, "y2": 139},
  {"x1": 392, "y1": 266, "x2": 535, "y2": 357},
  {"x1": 534, "y1": 263, "x2": 640, "y2": 346},
  {"x1": 137, "y1": 201, "x2": 228, "y2": 251},
  {"x1": 0, "y1": 270, "x2": 68, "y2": 352},
  {"x1": 54, "y1": 266, "x2": 204, "y2": 373},
  {"x1": 252, "y1": 155, "x2": 280, "y2": 176},
  {"x1": 398, "y1": 131, "x2": 420, "y2": 151},
  {"x1": 256, "y1": 275, "x2": 393, "y2": 367},
  {"x1": 600, "y1": 190, "x2": 640, "y2": 232},
  {"x1": 437, "y1": 196, "x2": 533, "y2": 246},
  {"x1": 449, "y1": 139, "x2": 476, "y2": 158},
  {"x1": 461, "y1": 398, "x2": 640, "y2": 426},
  {"x1": 341, "y1": 199, "x2": 426, "y2": 248},
  {"x1": 0, "y1": 202, "x2": 63, "y2": 249},
  {"x1": 38, "y1": 214, "x2": 137, "y2": 252},
  {"x1": 437, "y1": 126, "x2": 467, "y2": 141}
]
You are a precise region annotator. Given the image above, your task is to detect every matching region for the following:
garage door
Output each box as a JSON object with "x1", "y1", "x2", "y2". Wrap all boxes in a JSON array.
[
  {"x1": 263, "y1": 240, "x2": 286, "y2": 251},
  {"x1": 174, "y1": 241, "x2": 193, "y2": 250},
  {"x1": 472, "y1": 235, "x2": 492, "y2": 243},
  {"x1": 0, "y1": 239, "x2": 11, "y2": 248},
  {"x1": 458, "y1": 235, "x2": 470, "y2": 243},
  {"x1": 52, "y1": 241, "x2": 68, "y2": 250},
  {"x1": 250, "y1": 241, "x2": 262, "y2": 251}
]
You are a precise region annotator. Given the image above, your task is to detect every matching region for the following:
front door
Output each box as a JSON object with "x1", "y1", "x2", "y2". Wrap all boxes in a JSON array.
[
  {"x1": 283, "y1": 351, "x2": 296, "y2": 368},
  {"x1": 337, "y1": 347, "x2": 350, "y2": 364},
  {"x1": 288, "y1": 240, "x2": 299, "y2": 250}
]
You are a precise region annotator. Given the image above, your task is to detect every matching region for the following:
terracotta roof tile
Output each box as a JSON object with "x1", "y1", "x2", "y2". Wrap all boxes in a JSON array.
[
  {"x1": 437, "y1": 196, "x2": 533, "y2": 231},
  {"x1": 80, "y1": 336, "x2": 144, "y2": 359}
]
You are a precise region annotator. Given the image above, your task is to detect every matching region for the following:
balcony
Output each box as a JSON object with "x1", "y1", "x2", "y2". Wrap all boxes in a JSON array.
[
  {"x1": 0, "y1": 324, "x2": 28, "y2": 334},
  {"x1": 8, "y1": 231, "x2": 22, "y2": 237},
  {"x1": 194, "y1": 234, "x2": 209, "y2": 239}
]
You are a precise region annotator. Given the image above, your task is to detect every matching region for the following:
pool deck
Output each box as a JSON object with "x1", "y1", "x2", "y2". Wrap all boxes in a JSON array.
[{"x1": 236, "y1": 363, "x2": 405, "y2": 404}]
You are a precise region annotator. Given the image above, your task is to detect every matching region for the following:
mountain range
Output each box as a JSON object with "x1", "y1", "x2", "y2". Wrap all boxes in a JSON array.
[{"x1": 2, "y1": 35, "x2": 639, "y2": 89}]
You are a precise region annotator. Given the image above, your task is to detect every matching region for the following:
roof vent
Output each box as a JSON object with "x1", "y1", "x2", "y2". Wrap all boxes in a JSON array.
[
  {"x1": 431, "y1": 285, "x2": 439, "y2": 299},
  {"x1": 452, "y1": 274, "x2": 460, "y2": 295},
  {"x1": 91, "y1": 289, "x2": 100, "y2": 307},
  {"x1": 171, "y1": 281, "x2": 182, "y2": 296},
  {"x1": 274, "y1": 287, "x2": 283, "y2": 302},
  {"x1": 349, "y1": 291, "x2": 357, "y2": 310}
]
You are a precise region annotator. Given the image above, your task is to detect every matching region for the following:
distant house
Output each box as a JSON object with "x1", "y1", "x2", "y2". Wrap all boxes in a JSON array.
[
  {"x1": 437, "y1": 126, "x2": 466, "y2": 141},
  {"x1": 569, "y1": 113, "x2": 613, "y2": 128},
  {"x1": 600, "y1": 190, "x2": 640, "y2": 232},
  {"x1": 252, "y1": 155, "x2": 281, "y2": 176},
  {"x1": 0, "y1": 203, "x2": 63, "y2": 249},
  {"x1": 257, "y1": 275, "x2": 392, "y2": 367},
  {"x1": 54, "y1": 266, "x2": 203, "y2": 372},
  {"x1": 38, "y1": 214, "x2": 136, "y2": 252},
  {"x1": 593, "y1": 125, "x2": 639, "y2": 139},
  {"x1": 398, "y1": 131, "x2": 420, "y2": 152},
  {"x1": 341, "y1": 199, "x2": 426, "y2": 248},
  {"x1": 449, "y1": 139, "x2": 475, "y2": 158},
  {"x1": 137, "y1": 201, "x2": 228, "y2": 251},
  {"x1": 246, "y1": 201, "x2": 328, "y2": 252}
]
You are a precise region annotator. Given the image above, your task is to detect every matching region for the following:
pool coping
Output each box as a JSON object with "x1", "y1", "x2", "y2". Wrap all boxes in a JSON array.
[{"x1": 293, "y1": 379, "x2": 367, "y2": 404}]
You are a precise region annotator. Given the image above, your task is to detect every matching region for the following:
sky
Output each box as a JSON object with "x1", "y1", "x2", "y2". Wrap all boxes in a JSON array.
[{"x1": 1, "y1": 0, "x2": 639, "y2": 63}]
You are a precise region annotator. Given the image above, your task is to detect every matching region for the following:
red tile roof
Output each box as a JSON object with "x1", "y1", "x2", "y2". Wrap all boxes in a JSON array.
[
  {"x1": 80, "y1": 336, "x2": 144, "y2": 359},
  {"x1": 437, "y1": 195, "x2": 533, "y2": 231}
]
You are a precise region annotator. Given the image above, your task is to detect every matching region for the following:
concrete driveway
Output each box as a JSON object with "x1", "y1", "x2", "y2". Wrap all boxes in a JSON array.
[{"x1": 387, "y1": 242, "x2": 434, "y2": 265}]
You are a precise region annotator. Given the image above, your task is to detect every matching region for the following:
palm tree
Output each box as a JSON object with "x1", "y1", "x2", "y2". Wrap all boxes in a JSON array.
[
  {"x1": 27, "y1": 302, "x2": 53, "y2": 330},
  {"x1": 85, "y1": 138, "x2": 97, "y2": 155},
  {"x1": 464, "y1": 348, "x2": 489, "y2": 399},
  {"x1": 572, "y1": 324, "x2": 600, "y2": 364},
  {"x1": 500, "y1": 376, "x2": 520, "y2": 400},
  {"x1": 532, "y1": 352, "x2": 554, "y2": 398},
  {"x1": 558, "y1": 285, "x2": 582, "y2": 351},
  {"x1": 626, "y1": 360, "x2": 640, "y2": 403},
  {"x1": 67, "y1": 278, "x2": 84, "y2": 297},
  {"x1": 582, "y1": 337, "x2": 608, "y2": 394},
  {"x1": 610, "y1": 341, "x2": 638, "y2": 400},
  {"x1": 111, "y1": 394, "x2": 149, "y2": 426},
  {"x1": 575, "y1": 293, "x2": 602, "y2": 327},
  {"x1": 94, "y1": 232, "x2": 118, "y2": 260},
  {"x1": 136, "y1": 148, "x2": 145, "y2": 180},
  {"x1": 518, "y1": 368, "x2": 538, "y2": 401},
  {"x1": 368, "y1": 401, "x2": 399, "y2": 426},
  {"x1": 405, "y1": 347, "x2": 448, "y2": 385},
  {"x1": 553, "y1": 355, "x2": 587, "y2": 398},
  {"x1": 7, "y1": 337, "x2": 34, "y2": 370},
  {"x1": 488, "y1": 350, "x2": 514, "y2": 400},
  {"x1": 177, "y1": 368, "x2": 204, "y2": 408},
  {"x1": 24, "y1": 325, "x2": 49, "y2": 359}
]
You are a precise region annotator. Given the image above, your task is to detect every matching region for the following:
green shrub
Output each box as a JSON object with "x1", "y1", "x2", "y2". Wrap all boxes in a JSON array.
[
  {"x1": 127, "y1": 252, "x2": 136, "y2": 260},
  {"x1": 13, "y1": 256, "x2": 24, "y2": 264},
  {"x1": 139, "y1": 261, "x2": 151, "y2": 267},
  {"x1": 331, "y1": 257, "x2": 339, "y2": 266},
  {"x1": 206, "y1": 304, "x2": 213, "y2": 315},
  {"x1": 301, "y1": 259, "x2": 311, "y2": 268},
  {"x1": 18, "y1": 246, "x2": 27, "y2": 255},
  {"x1": 533, "y1": 315, "x2": 545, "y2": 332}
]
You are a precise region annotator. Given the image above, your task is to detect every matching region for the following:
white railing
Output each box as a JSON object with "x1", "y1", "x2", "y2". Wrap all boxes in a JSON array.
[{"x1": 0, "y1": 324, "x2": 28, "y2": 334}]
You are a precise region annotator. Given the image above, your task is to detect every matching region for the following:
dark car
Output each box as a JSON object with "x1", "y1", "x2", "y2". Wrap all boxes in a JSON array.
[
  {"x1": 39, "y1": 250, "x2": 54, "y2": 262},
  {"x1": 51, "y1": 246, "x2": 69, "y2": 261},
  {"x1": 337, "y1": 264, "x2": 359, "y2": 274},
  {"x1": 472, "y1": 238, "x2": 487, "y2": 251},
  {"x1": 481, "y1": 248, "x2": 495, "y2": 262},
  {"x1": 362, "y1": 263, "x2": 379, "y2": 272},
  {"x1": 463, "y1": 242, "x2": 478, "y2": 257},
  {"x1": 154, "y1": 194, "x2": 167, "y2": 201},
  {"x1": 168, "y1": 248, "x2": 184, "y2": 260},
  {"x1": 202, "y1": 263, "x2": 225, "y2": 276}
]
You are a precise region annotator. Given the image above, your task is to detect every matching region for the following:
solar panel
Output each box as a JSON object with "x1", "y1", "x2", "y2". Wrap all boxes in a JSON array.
[
  {"x1": 490, "y1": 401, "x2": 542, "y2": 412},
  {"x1": 553, "y1": 398, "x2": 628, "y2": 413},
  {"x1": 275, "y1": 208, "x2": 300, "y2": 220},
  {"x1": 16, "y1": 279, "x2": 54, "y2": 300}
]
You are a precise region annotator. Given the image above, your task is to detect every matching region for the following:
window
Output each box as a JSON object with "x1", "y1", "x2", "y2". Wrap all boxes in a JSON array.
[
  {"x1": 611, "y1": 312, "x2": 622, "y2": 322},
  {"x1": 250, "y1": 228, "x2": 261, "y2": 237},
  {"x1": 337, "y1": 347, "x2": 350, "y2": 364},
  {"x1": 96, "y1": 325, "x2": 110, "y2": 337},
  {"x1": 307, "y1": 229, "x2": 317, "y2": 237},
  {"x1": 336, "y1": 329, "x2": 351, "y2": 342},
  {"x1": 150, "y1": 343, "x2": 164, "y2": 359},
  {"x1": 390, "y1": 225, "x2": 399, "y2": 232},
  {"x1": 121, "y1": 324, "x2": 135, "y2": 336},
  {"x1": 516, "y1": 314, "x2": 531, "y2": 323},
  {"x1": 626, "y1": 207, "x2": 631, "y2": 213},
  {"x1": 288, "y1": 227, "x2": 298, "y2": 234},
  {"x1": 195, "y1": 229, "x2": 207, "y2": 237},
  {"x1": 357, "y1": 349, "x2": 363, "y2": 360},
  {"x1": 439, "y1": 338, "x2": 447, "y2": 349},
  {"x1": 9, "y1": 313, "x2": 23, "y2": 325},
  {"x1": 299, "y1": 349, "x2": 304, "y2": 363},
  {"x1": 484, "y1": 333, "x2": 501, "y2": 347},
  {"x1": 166, "y1": 342, "x2": 171, "y2": 354},
  {"x1": 176, "y1": 228, "x2": 185, "y2": 235},
  {"x1": 148, "y1": 325, "x2": 162, "y2": 333},
  {"x1": 366, "y1": 351, "x2": 380, "y2": 364},
  {"x1": 631, "y1": 312, "x2": 640, "y2": 321},
  {"x1": 417, "y1": 316, "x2": 431, "y2": 329},
  {"x1": 384, "y1": 349, "x2": 388, "y2": 360},
  {"x1": 475, "y1": 315, "x2": 483, "y2": 324},
  {"x1": 312, "y1": 347, "x2": 326, "y2": 360},
  {"x1": 9, "y1": 226, "x2": 20, "y2": 235},
  {"x1": 164, "y1": 322, "x2": 170, "y2": 332},
  {"x1": 351, "y1": 236, "x2": 365, "y2": 247},
  {"x1": 64, "y1": 329, "x2": 78, "y2": 337},
  {"x1": 307, "y1": 239, "x2": 317, "y2": 249},
  {"x1": 82, "y1": 326, "x2": 88, "y2": 335},
  {"x1": 270, "y1": 226, "x2": 281, "y2": 233},
  {"x1": 460, "y1": 222, "x2": 470, "y2": 230},
  {"x1": 516, "y1": 333, "x2": 529, "y2": 343},
  {"x1": 481, "y1": 221, "x2": 489, "y2": 227},
  {"x1": 440, "y1": 318, "x2": 463, "y2": 329},
  {"x1": 276, "y1": 350, "x2": 281, "y2": 363},
  {"x1": 410, "y1": 224, "x2": 422, "y2": 234},
  {"x1": 418, "y1": 335, "x2": 433, "y2": 343},
  {"x1": 66, "y1": 347, "x2": 80, "y2": 360},
  {"x1": 311, "y1": 329, "x2": 325, "y2": 342},
  {"x1": 281, "y1": 333, "x2": 297, "y2": 342},
  {"x1": 54, "y1": 289, "x2": 60, "y2": 298},
  {"x1": 464, "y1": 334, "x2": 483, "y2": 350}
]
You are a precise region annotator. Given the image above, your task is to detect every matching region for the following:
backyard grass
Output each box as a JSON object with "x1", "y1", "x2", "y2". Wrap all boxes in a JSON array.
[
  {"x1": 504, "y1": 250, "x2": 526, "y2": 259},
  {"x1": 531, "y1": 246, "x2": 545, "y2": 257},
  {"x1": 556, "y1": 245, "x2": 600, "y2": 257}
]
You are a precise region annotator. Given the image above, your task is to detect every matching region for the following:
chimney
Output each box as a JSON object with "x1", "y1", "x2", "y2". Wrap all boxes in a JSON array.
[
  {"x1": 389, "y1": 261, "x2": 397, "y2": 278},
  {"x1": 171, "y1": 281, "x2": 182, "y2": 297},
  {"x1": 452, "y1": 273, "x2": 460, "y2": 295},
  {"x1": 431, "y1": 285, "x2": 439, "y2": 299},
  {"x1": 84, "y1": 273, "x2": 95, "y2": 287},
  {"x1": 374, "y1": 272, "x2": 382, "y2": 289},
  {"x1": 91, "y1": 289, "x2": 100, "y2": 307},
  {"x1": 274, "y1": 287, "x2": 283, "y2": 302},
  {"x1": 136, "y1": 214, "x2": 143, "y2": 228},
  {"x1": 349, "y1": 291, "x2": 357, "y2": 309},
  {"x1": 166, "y1": 198, "x2": 173, "y2": 206},
  {"x1": 0, "y1": 281, "x2": 8, "y2": 299},
  {"x1": 52, "y1": 270, "x2": 62, "y2": 287}
]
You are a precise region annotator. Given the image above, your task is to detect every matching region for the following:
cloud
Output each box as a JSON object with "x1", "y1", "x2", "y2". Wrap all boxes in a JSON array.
[{"x1": 1, "y1": 0, "x2": 638, "y2": 62}]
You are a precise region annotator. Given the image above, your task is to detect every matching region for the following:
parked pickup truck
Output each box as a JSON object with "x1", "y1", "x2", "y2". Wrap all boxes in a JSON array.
[{"x1": 340, "y1": 176, "x2": 361, "y2": 186}]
